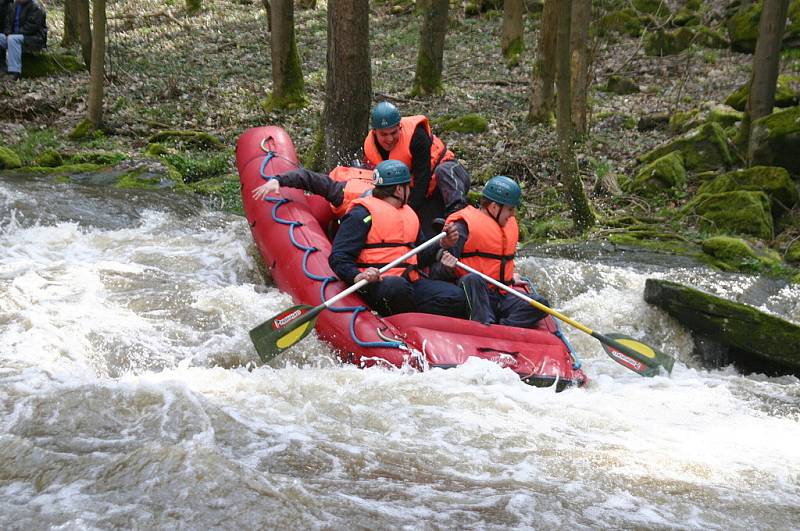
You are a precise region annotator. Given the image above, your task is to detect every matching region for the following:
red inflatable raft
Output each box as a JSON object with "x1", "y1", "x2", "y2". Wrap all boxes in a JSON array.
[{"x1": 237, "y1": 126, "x2": 588, "y2": 390}]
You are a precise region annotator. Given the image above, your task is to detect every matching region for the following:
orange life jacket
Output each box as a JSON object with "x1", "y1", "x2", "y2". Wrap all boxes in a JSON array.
[
  {"x1": 446, "y1": 205, "x2": 518, "y2": 284},
  {"x1": 350, "y1": 195, "x2": 420, "y2": 278},
  {"x1": 328, "y1": 166, "x2": 375, "y2": 217},
  {"x1": 363, "y1": 115, "x2": 455, "y2": 197}
]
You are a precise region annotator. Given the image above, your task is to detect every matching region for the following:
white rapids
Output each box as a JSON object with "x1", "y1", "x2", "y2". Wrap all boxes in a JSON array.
[{"x1": 1, "y1": 176, "x2": 798, "y2": 529}]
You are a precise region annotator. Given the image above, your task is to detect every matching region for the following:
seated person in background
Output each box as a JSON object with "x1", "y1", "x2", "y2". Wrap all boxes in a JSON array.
[
  {"x1": 328, "y1": 160, "x2": 466, "y2": 318},
  {"x1": 436, "y1": 175, "x2": 550, "y2": 329},
  {"x1": 0, "y1": 0, "x2": 47, "y2": 81},
  {"x1": 252, "y1": 164, "x2": 374, "y2": 218},
  {"x1": 364, "y1": 101, "x2": 471, "y2": 238}
]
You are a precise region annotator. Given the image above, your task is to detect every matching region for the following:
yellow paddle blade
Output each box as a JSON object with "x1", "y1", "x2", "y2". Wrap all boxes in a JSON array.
[{"x1": 276, "y1": 320, "x2": 314, "y2": 349}]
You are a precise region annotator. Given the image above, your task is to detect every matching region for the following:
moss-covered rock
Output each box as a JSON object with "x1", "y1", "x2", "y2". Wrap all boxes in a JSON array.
[
  {"x1": 644, "y1": 278, "x2": 800, "y2": 373},
  {"x1": 694, "y1": 26, "x2": 728, "y2": 49},
  {"x1": 725, "y1": 75, "x2": 800, "y2": 111},
  {"x1": 640, "y1": 122, "x2": 733, "y2": 172},
  {"x1": 20, "y1": 162, "x2": 107, "y2": 175},
  {"x1": 673, "y1": 6, "x2": 703, "y2": 27},
  {"x1": 0, "y1": 146, "x2": 22, "y2": 169},
  {"x1": 726, "y1": 1, "x2": 760, "y2": 53},
  {"x1": 644, "y1": 27, "x2": 694, "y2": 56},
  {"x1": 707, "y1": 104, "x2": 743, "y2": 128},
  {"x1": 785, "y1": 240, "x2": 800, "y2": 263},
  {"x1": 34, "y1": 149, "x2": 64, "y2": 167},
  {"x1": 683, "y1": 190, "x2": 774, "y2": 239},
  {"x1": 701, "y1": 235, "x2": 781, "y2": 272},
  {"x1": 605, "y1": 75, "x2": 639, "y2": 94},
  {"x1": 20, "y1": 52, "x2": 85, "y2": 78},
  {"x1": 628, "y1": 151, "x2": 687, "y2": 194},
  {"x1": 68, "y1": 119, "x2": 95, "y2": 140},
  {"x1": 748, "y1": 105, "x2": 800, "y2": 176},
  {"x1": 148, "y1": 130, "x2": 224, "y2": 150},
  {"x1": 669, "y1": 108, "x2": 703, "y2": 133},
  {"x1": 696, "y1": 166, "x2": 799, "y2": 217},
  {"x1": 632, "y1": 0, "x2": 670, "y2": 17},
  {"x1": 435, "y1": 113, "x2": 488, "y2": 134},
  {"x1": 598, "y1": 8, "x2": 644, "y2": 37}
]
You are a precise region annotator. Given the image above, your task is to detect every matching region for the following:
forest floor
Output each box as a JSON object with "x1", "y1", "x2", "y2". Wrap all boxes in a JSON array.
[{"x1": 1, "y1": 0, "x2": 799, "y2": 261}]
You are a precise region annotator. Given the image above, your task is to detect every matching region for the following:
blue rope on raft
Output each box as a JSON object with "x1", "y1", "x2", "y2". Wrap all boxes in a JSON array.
[
  {"x1": 259, "y1": 150, "x2": 402, "y2": 350},
  {"x1": 520, "y1": 276, "x2": 582, "y2": 370}
]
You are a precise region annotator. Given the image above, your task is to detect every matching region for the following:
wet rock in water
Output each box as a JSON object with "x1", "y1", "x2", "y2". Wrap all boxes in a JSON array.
[{"x1": 644, "y1": 278, "x2": 800, "y2": 375}]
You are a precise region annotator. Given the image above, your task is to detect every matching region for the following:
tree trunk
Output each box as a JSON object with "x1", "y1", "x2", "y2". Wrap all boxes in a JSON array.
[
  {"x1": 556, "y1": 0, "x2": 595, "y2": 232},
  {"x1": 62, "y1": 0, "x2": 80, "y2": 47},
  {"x1": 741, "y1": 0, "x2": 790, "y2": 162},
  {"x1": 501, "y1": 0, "x2": 524, "y2": 67},
  {"x1": 262, "y1": 0, "x2": 272, "y2": 33},
  {"x1": 527, "y1": 0, "x2": 557, "y2": 124},
  {"x1": 77, "y1": 0, "x2": 92, "y2": 69},
  {"x1": 412, "y1": 0, "x2": 449, "y2": 96},
  {"x1": 297, "y1": 0, "x2": 317, "y2": 9},
  {"x1": 320, "y1": 0, "x2": 372, "y2": 169},
  {"x1": 87, "y1": 0, "x2": 106, "y2": 129},
  {"x1": 267, "y1": 0, "x2": 306, "y2": 110},
  {"x1": 570, "y1": 0, "x2": 591, "y2": 136}
]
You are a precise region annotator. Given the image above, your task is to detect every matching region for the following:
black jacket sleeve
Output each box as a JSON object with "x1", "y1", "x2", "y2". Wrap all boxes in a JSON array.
[
  {"x1": 407, "y1": 125, "x2": 433, "y2": 212},
  {"x1": 276, "y1": 168, "x2": 346, "y2": 207},
  {"x1": 328, "y1": 205, "x2": 371, "y2": 285},
  {"x1": 20, "y1": 1, "x2": 46, "y2": 38}
]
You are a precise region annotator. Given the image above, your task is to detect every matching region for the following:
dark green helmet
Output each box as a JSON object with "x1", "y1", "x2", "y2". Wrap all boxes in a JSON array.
[
  {"x1": 482, "y1": 175, "x2": 521, "y2": 207},
  {"x1": 373, "y1": 160, "x2": 411, "y2": 187},
  {"x1": 370, "y1": 101, "x2": 401, "y2": 130}
]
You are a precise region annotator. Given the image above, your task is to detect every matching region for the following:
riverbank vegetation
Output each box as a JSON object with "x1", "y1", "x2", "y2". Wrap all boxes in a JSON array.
[{"x1": 1, "y1": 0, "x2": 799, "y2": 279}]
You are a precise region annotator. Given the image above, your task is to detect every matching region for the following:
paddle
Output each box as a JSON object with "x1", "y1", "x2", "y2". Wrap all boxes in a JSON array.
[
  {"x1": 250, "y1": 232, "x2": 447, "y2": 363},
  {"x1": 452, "y1": 259, "x2": 675, "y2": 377}
]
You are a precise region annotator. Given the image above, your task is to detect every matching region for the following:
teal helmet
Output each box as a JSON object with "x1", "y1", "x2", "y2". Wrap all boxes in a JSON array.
[
  {"x1": 482, "y1": 175, "x2": 521, "y2": 207},
  {"x1": 370, "y1": 101, "x2": 401, "y2": 130},
  {"x1": 373, "y1": 160, "x2": 411, "y2": 187}
]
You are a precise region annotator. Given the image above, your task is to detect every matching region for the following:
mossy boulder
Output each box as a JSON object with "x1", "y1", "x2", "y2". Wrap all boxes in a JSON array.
[
  {"x1": 640, "y1": 122, "x2": 733, "y2": 172},
  {"x1": 673, "y1": 6, "x2": 703, "y2": 27},
  {"x1": 0, "y1": 146, "x2": 22, "y2": 169},
  {"x1": 683, "y1": 190, "x2": 773, "y2": 239},
  {"x1": 147, "y1": 130, "x2": 224, "y2": 150},
  {"x1": 669, "y1": 108, "x2": 703, "y2": 133},
  {"x1": 20, "y1": 52, "x2": 85, "y2": 78},
  {"x1": 34, "y1": 149, "x2": 64, "y2": 167},
  {"x1": 725, "y1": 75, "x2": 800, "y2": 112},
  {"x1": 701, "y1": 235, "x2": 781, "y2": 272},
  {"x1": 435, "y1": 113, "x2": 488, "y2": 134},
  {"x1": 726, "y1": 1, "x2": 760, "y2": 53},
  {"x1": 632, "y1": 0, "x2": 670, "y2": 17},
  {"x1": 644, "y1": 27, "x2": 694, "y2": 56},
  {"x1": 748, "y1": 105, "x2": 800, "y2": 176},
  {"x1": 696, "y1": 166, "x2": 798, "y2": 218},
  {"x1": 644, "y1": 278, "x2": 800, "y2": 373},
  {"x1": 694, "y1": 26, "x2": 728, "y2": 49},
  {"x1": 605, "y1": 75, "x2": 639, "y2": 94},
  {"x1": 785, "y1": 241, "x2": 800, "y2": 263},
  {"x1": 628, "y1": 151, "x2": 687, "y2": 194},
  {"x1": 598, "y1": 8, "x2": 644, "y2": 37},
  {"x1": 707, "y1": 104, "x2": 743, "y2": 128}
]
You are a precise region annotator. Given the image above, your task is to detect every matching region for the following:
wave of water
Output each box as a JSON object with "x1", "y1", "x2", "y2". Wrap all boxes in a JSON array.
[{"x1": 1, "y1": 176, "x2": 798, "y2": 529}]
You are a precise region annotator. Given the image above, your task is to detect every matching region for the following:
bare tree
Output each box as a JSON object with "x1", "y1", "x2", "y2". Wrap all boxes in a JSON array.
[
  {"x1": 266, "y1": 0, "x2": 306, "y2": 110},
  {"x1": 87, "y1": 0, "x2": 107, "y2": 129},
  {"x1": 412, "y1": 0, "x2": 449, "y2": 96},
  {"x1": 527, "y1": 0, "x2": 557, "y2": 124},
  {"x1": 570, "y1": 0, "x2": 591, "y2": 136},
  {"x1": 62, "y1": 0, "x2": 79, "y2": 47},
  {"x1": 556, "y1": 0, "x2": 595, "y2": 231},
  {"x1": 77, "y1": 0, "x2": 92, "y2": 68},
  {"x1": 501, "y1": 0, "x2": 524, "y2": 66},
  {"x1": 320, "y1": 0, "x2": 372, "y2": 169},
  {"x1": 741, "y1": 0, "x2": 790, "y2": 161}
]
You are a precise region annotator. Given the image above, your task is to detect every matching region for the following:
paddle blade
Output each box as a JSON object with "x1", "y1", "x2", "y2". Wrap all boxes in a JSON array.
[
  {"x1": 600, "y1": 332, "x2": 675, "y2": 377},
  {"x1": 249, "y1": 304, "x2": 320, "y2": 363}
]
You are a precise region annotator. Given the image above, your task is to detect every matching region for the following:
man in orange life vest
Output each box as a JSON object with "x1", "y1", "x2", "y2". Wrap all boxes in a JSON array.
[
  {"x1": 251, "y1": 164, "x2": 374, "y2": 219},
  {"x1": 328, "y1": 160, "x2": 467, "y2": 317},
  {"x1": 364, "y1": 101, "x2": 470, "y2": 239},
  {"x1": 436, "y1": 176, "x2": 549, "y2": 328}
]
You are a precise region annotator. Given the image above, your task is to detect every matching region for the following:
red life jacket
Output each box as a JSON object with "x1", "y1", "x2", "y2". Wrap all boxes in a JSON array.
[
  {"x1": 328, "y1": 166, "x2": 374, "y2": 217},
  {"x1": 350, "y1": 195, "x2": 420, "y2": 278},
  {"x1": 363, "y1": 115, "x2": 454, "y2": 197},
  {"x1": 446, "y1": 205, "x2": 518, "y2": 284}
]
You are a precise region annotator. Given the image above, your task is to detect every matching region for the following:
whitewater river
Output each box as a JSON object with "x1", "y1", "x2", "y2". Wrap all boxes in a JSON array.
[{"x1": 1, "y1": 173, "x2": 799, "y2": 530}]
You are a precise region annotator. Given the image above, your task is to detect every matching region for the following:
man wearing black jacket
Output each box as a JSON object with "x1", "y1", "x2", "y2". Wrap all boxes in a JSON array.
[{"x1": 1, "y1": 0, "x2": 47, "y2": 81}]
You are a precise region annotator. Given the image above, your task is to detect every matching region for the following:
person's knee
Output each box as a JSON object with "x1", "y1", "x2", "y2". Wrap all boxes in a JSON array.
[{"x1": 8, "y1": 35, "x2": 23, "y2": 46}]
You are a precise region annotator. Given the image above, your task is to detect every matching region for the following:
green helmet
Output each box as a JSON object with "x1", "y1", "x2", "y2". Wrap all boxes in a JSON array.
[
  {"x1": 373, "y1": 160, "x2": 411, "y2": 187},
  {"x1": 370, "y1": 101, "x2": 401, "y2": 130},
  {"x1": 482, "y1": 175, "x2": 522, "y2": 207}
]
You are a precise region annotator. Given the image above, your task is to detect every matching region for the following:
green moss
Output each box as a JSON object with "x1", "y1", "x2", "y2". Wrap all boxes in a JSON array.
[
  {"x1": 632, "y1": 0, "x2": 670, "y2": 17},
  {"x1": 727, "y1": 2, "x2": 760, "y2": 53},
  {"x1": 190, "y1": 175, "x2": 243, "y2": 215},
  {"x1": 20, "y1": 163, "x2": 106, "y2": 175},
  {"x1": 683, "y1": 190, "x2": 773, "y2": 239},
  {"x1": 503, "y1": 36, "x2": 524, "y2": 67},
  {"x1": 606, "y1": 231, "x2": 698, "y2": 255},
  {"x1": 699, "y1": 235, "x2": 782, "y2": 272},
  {"x1": 521, "y1": 216, "x2": 573, "y2": 242},
  {"x1": 694, "y1": 26, "x2": 728, "y2": 49},
  {"x1": 725, "y1": 75, "x2": 800, "y2": 111},
  {"x1": 628, "y1": 151, "x2": 687, "y2": 194},
  {"x1": 0, "y1": 146, "x2": 22, "y2": 169},
  {"x1": 605, "y1": 75, "x2": 639, "y2": 94},
  {"x1": 748, "y1": 106, "x2": 800, "y2": 175},
  {"x1": 145, "y1": 143, "x2": 168, "y2": 157},
  {"x1": 411, "y1": 48, "x2": 443, "y2": 97},
  {"x1": 707, "y1": 105, "x2": 743, "y2": 128},
  {"x1": 20, "y1": 52, "x2": 85, "y2": 78},
  {"x1": 644, "y1": 27, "x2": 694, "y2": 56},
  {"x1": 598, "y1": 9, "x2": 644, "y2": 37},
  {"x1": 669, "y1": 108, "x2": 702, "y2": 133},
  {"x1": 787, "y1": 241, "x2": 800, "y2": 263},
  {"x1": 147, "y1": 130, "x2": 223, "y2": 150},
  {"x1": 68, "y1": 119, "x2": 95, "y2": 140},
  {"x1": 696, "y1": 166, "x2": 798, "y2": 217},
  {"x1": 35, "y1": 149, "x2": 64, "y2": 167},
  {"x1": 262, "y1": 34, "x2": 306, "y2": 111},
  {"x1": 115, "y1": 169, "x2": 163, "y2": 189},
  {"x1": 435, "y1": 113, "x2": 488, "y2": 134},
  {"x1": 161, "y1": 151, "x2": 231, "y2": 184},
  {"x1": 640, "y1": 122, "x2": 733, "y2": 171},
  {"x1": 69, "y1": 151, "x2": 127, "y2": 165}
]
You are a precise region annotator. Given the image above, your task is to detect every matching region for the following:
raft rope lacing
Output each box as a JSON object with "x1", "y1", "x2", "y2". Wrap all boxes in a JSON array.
[{"x1": 259, "y1": 149, "x2": 404, "y2": 350}]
